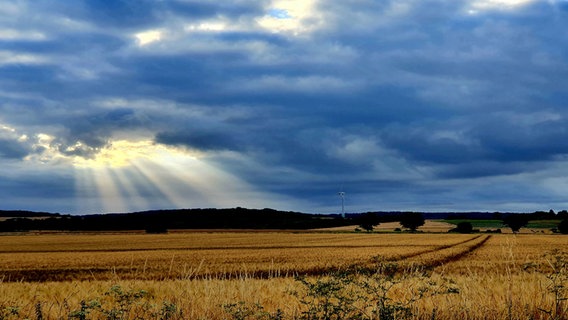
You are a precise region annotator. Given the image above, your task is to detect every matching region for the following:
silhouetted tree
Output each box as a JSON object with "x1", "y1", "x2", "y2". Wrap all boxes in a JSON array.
[
  {"x1": 145, "y1": 222, "x2": 168, "y2": 234},
  {"x1": 455, "y1": 222, "x2": 473, "y2": 234},
  {"x1": 358, "y1": 212, "x2": 380, "y2": 232},
  {"x1": 502, "y1": 214, "x2": 529, "y2": 233},
  {"x1": 530, "y1": 210, "x2": 556, "y2": 220},
  {"x1": 399, "y1": 212, "x2": 425, "y2": 232},
  {"x1": 492, "y1": 212, "x2": 502, "y2": 220},
  {"x1": 558, "y1": 219, "x2": 568, "y2": 234}
]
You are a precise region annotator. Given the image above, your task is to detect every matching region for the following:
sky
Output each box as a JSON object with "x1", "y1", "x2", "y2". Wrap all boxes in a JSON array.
[{"x1": 1, "y1": 0, "x2": 568, "y2": 214}]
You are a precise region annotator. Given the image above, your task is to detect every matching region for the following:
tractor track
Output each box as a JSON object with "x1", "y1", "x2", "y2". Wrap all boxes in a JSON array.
[
  {"x1": 0, "y1": 235, "x2": 493, "y2": 282},
  {"x1": 424, "y1": 234, "x2": 491, "y2": 268},
  {"x1": 402, "y1": 235, "x2": 492, "y2": 270},
  {"x1": 388, "y1": 235, "x2": 483, "y2": 262},
  {"x1": 0, "y1": 243, "x2": 467, "y2": 254}
]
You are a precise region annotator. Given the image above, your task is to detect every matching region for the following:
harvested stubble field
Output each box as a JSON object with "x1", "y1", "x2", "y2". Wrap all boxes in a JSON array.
[{"x1": 0, "y1": 231, "x2": 567, "y2": 319}]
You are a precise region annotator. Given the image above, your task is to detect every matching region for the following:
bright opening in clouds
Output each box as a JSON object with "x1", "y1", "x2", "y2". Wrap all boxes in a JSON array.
[
  {"x1": 1, "y1": 0, "x2": 568, "y2": 214},
  {"x1": 257, "y1": 0, "x2": 321, "y2": 34},
  {"x1": 135, "y1": 30, "x2": 163, "y2": 46},
  {"x1": 472, "y1": 0, "x2": 538, "y2": 9}
]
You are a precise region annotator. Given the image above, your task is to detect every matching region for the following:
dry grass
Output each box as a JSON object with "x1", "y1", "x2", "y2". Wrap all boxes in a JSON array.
[
  {"x1": 0, "y1": 232, "x2": 475, "y2": 281},
  {"x1": 0, "y1": 231, "x2": 567, "y2": 319},
  {"x1": 0, "y1": 274, "x2": 564, "y2": 319}
]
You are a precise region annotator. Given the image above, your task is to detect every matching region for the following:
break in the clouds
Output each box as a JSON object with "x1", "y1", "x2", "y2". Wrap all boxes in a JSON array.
[{"x1": 1, "y1": 0, "x2": 568, "y2": 214}]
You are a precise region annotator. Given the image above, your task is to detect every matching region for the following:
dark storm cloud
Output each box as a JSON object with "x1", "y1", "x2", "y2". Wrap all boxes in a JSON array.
[
  {"x1": 472, "y1": 114, "x2": 568, "y2": 162},
  {"x1": 0, "y1": 171, "x2": 75, "y2": 199},
  {"x1": 0, "y1": 166, "x2": 76, "y2": 212},
  {"x1": 378, "y1": 110, "x2": 568, "y2": 178},
  {"x1": 165, "y1": 1, "x2": 265, "y2": 19},
  {"x1": 0, "y1": 65, "x2": 58, "y2": 92},
  {"x1": 155, "y1": 129, "x2": 241, "y2": 152},
  {"x1": 81, "y1": 0, "x2": 161, "y2": 28},
  {"x1": 0, "y1": 138, "x2": 31, "y2": 159},
  {"x1": 52, "y1": 108, "x2": 150, "y2": 158},
  {"x1": 2, "y1": 0, "x2": 568, "y2": 213},
  {"x1": 39, "y1": 0, "x2": 265, "y2": 30}
]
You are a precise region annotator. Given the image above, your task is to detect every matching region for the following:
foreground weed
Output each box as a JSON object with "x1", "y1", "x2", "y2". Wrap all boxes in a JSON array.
[
  {"x1": 539, "y1": 251, "x2": 568, "y2": 320},
  {"x1": 0, "y1": 285, "x2": 184, "y2": 320},
  {"x1": 0, "y1": 304, "x2": 19, "y2": 320},
  {"x1": 223, "y1": 301, "x2": 283, "y2": 320},
  {"x1": 157, "y1": 301, "x2": 181, "y2": 320},
  {"x1": 34, "y1": 302, "x2": 42, "y2": 320},
  {"x1": 294, "y1": 272, "x2": 361, "y2": 320},
  {"x1": 225, "y1": 258, "x2": 459, "y2": 320},
  {"x1": 68, "y1": 300, "x2": 101, "y2": 320},
  {"x1": 101, "y1": 285, "x2": 149, "y2": 320},
  {"x1": 356, "y1": 258, "x2": 458, "y2": 320},
  {"x1": 106, "y1": 287, "x2": 183, "y2": 320}
]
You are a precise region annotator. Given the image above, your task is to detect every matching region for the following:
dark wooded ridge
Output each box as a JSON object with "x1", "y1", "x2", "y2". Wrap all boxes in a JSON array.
[{"x1": 0, "y1": 208, "x2": 566, "y2": 232}]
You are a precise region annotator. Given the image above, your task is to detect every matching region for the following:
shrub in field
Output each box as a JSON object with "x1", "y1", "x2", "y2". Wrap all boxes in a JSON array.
[
  {"x1": 449, "y1": 222, "x2": 473, "y2": 234},
  {"x1": 358, "y1": 212, "x2": 380, "y2": 232},
  {"x1": 399, "y1": 212, "x2": 425, "y2": 232},
  {"x1": 502, "y1": 214, "x2": 529, "y2": 233},
  {"x1": 558, "y1": 219, "x2": 568, "y2": 234}
]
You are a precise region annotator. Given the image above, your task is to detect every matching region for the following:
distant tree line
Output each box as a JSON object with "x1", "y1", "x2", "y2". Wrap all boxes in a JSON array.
[
  {"x1": 356, "y1": 212, "x2": 425, "y2": 232},
  {"x1": 446, "y1": 210, "x2": 568, "y2": 221},
  {"x1": 449, "y1": 211, "x2": 568, "y2": 234},
  {"x1": 0, "y1": 208, "x2": 352, "y2": 232},
  {"x1": 501, "y1": 211, "x2": 568, "y2": 233},
  {"x1": 0, "y1": 209, "x2": 430, "y2": 233},
  {"x1": 0, "y1": 210, "x2": 60, "y2": 218},
  {"x1": 0, "y1": 209, "x2": 566, "y2": 233}
]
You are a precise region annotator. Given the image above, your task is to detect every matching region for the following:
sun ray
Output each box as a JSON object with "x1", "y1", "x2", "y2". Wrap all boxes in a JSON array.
[
  {"x1": 155, "y1": 156, "x2": 249, "y2": 207},
  {"x1": 73, "y1": 167, "x2": 104, "y2": 214},
  {"x1": 107, "y1": 168, "x2": 150, "y2": 212},
  {"x1": 128, "y1": 159, "x2": 192, "y2": 209},
  {"x1": 67, "y1": 138, "x2": 290, "y2": 213},
  {"x1": 90, "y1": 166, "x2": 128, "y2": 213},
  {"x1": 126, "y1": 164, "x2": 178, "y2": 209}
]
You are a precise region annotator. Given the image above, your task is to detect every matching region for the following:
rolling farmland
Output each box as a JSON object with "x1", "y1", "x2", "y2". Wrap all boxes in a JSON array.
[{"x1": 0, "y1": 231, "x2": 566, "y2": 319}]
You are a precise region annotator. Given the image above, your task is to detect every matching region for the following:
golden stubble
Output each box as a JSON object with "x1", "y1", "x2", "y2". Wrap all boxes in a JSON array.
[{"x1": 0, "y1": 232, "x2": 566, "y2": 319}]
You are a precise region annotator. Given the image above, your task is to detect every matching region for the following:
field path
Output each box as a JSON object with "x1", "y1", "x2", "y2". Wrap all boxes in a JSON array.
[
  {"x1": 427, "y1": 235, "x2": 491, "y2": 267},
  {"x1": 388, "y1": 235, "x2": 483, "y2": 261},
  {"x1": 0, "y1": 233, "x2": 492, "y2": 282},
  {"x1": 400, "y1": 235, "x2": 492, "y2": 270}
]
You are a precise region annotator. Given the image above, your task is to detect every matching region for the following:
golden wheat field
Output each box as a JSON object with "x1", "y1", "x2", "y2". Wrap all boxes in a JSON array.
[{"x1": 0, "y1": 230, "x2": 567, "y2": 319}]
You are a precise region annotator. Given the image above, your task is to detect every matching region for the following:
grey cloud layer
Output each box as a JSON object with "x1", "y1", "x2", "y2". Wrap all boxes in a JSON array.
[{"x1": 1, "y1": 0, "x2": 568, "y2": 212}]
